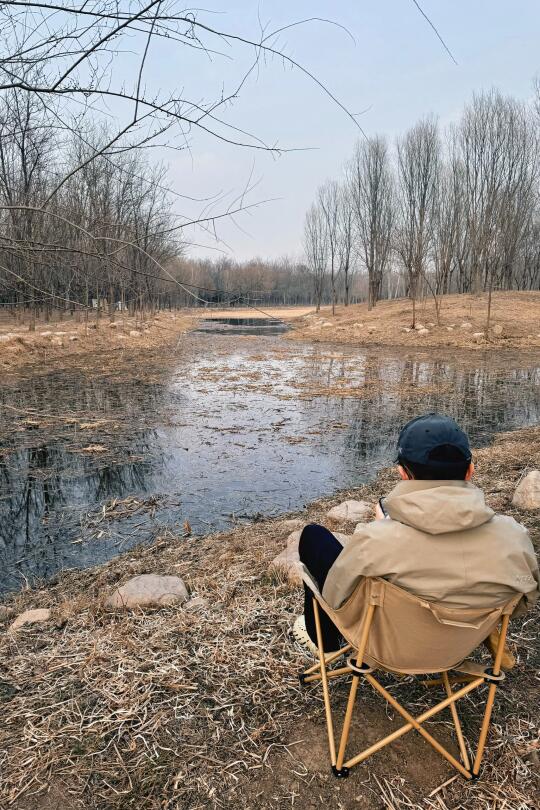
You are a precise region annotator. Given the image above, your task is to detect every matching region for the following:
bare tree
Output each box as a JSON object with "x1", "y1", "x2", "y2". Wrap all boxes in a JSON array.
[
  {"x1": 396, "y1": 118, "x2": 440, "y2": 327},
  {"x1": 458, "y1": 90, "x2": 539, "y2": 329},
  {"x1": 337, "y1": 184, "x2": 354, "y2": 306},
  {"x1": 303, "y1": 203, "x2": 328, "y2": 312},
  {"x1": 348, "y1": 136, "x2": 394, "y2": 310},
  {"x1": 317, "y1": 180, "x2": 341, "y2": 315}
]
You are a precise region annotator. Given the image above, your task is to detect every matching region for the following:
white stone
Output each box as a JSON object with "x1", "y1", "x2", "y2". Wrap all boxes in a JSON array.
[
  {"x1": 401, "y1": 327, "x2": 411, "y2": 333},
  {"x1": 472, "y1": 332, "x2": 485, "y2": 342},
  {"x1": 426, "y1": 322, "x2": 435, "y2": 328},
  {"x1": 446, "y1": 326, "x2": 454, "y2": 332},
  {"x1": 0, "y1": 334, "x2": 13, "y2": 343},
  {"x1": 109, "y1": 322, "x2": 118, "y2": 329},
  {"x1": 105, "y1": 574, "x2": 188, "y2": 609},
  {"x1": 460, "y1": 322, "x2": 473, "y2": 330},
  {"x1": 50, "y1": 337, "x2": 63, "y2": 346},
  {"x1": 40, "y1": 331, "x2": 52, "y2": 337},
  {"x1": 9, "y1": 608, "x2": 51, "y2": 632},
  {"x1": 54, "y1": 331, "x2": 67, "y2": 336},
  {"x1": 417, "y1": 328, "x2": 429, "y2": 335},
  {"x1": 129, "y1": 330, "x2": 142, "y2": 338},
  {"x1": 69, "y1": 335, "x2": 79, "y2": 341},
  {"x1": 512, "y1": 471, "x2": 540, "y2": 510},
  {"x1": 321, "y1": 322, "x2": 333, "y2": 328},
  {"x1": 414, "y1": 323, "x2": 425, "y2": 331},
  {"x1": 326, "y1": 500, "x2": 373, "y2": 523},
  {"x1": 268, "y1": 530, "x2": 303, "y2": 584},
  {"x1": 491, "y1": 324, "x2": 503, "y2": 336},
  {"x1": 278, "y1": 518, "x2": 306, "y2": 533}
]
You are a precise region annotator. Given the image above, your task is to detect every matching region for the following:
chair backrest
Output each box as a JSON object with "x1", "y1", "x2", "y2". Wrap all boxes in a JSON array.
[{"x1": 306, "y1": 573, "x2": 521, "y2": 674}]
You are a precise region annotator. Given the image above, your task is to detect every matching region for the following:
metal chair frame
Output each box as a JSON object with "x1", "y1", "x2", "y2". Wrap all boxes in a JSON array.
[{"x1": 299, "y1": 595, "x2": 511, "y2": 780}]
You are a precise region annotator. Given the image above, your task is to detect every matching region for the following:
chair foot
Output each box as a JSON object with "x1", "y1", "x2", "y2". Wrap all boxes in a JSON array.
[
  {"x1": 332, "y1": 765, "x2": 350, "y2": 778},
  {"x1": 470, "y1": 771, "x2": 480, "y2": 781},
  {"x1": 298, "y1": 672, "x2": 308, "y2": 686}
]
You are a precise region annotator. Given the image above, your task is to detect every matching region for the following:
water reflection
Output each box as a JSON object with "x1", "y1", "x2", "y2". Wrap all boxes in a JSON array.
[{"x1": 1, "y1": 336, "x2": 539, "y2": 595}]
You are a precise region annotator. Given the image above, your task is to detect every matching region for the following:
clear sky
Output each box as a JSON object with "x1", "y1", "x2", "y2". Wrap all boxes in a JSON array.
[{"x1": 150, "y1": 1, "x2": 540, "y2": 261}]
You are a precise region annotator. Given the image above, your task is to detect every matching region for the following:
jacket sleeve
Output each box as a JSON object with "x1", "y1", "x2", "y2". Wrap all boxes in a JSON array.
[{"x1": 322, "y1": 524, "x2": 392, "y2": 609}]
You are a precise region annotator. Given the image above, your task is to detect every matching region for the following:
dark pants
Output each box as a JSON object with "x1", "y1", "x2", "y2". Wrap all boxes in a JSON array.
[{"x1": 299, "y1": 523, "x2": 344, "y2": 652}]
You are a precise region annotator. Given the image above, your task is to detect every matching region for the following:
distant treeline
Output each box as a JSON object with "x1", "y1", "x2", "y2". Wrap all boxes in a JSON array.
[{"x1": 304, "y1": 86, "x2": 540, "y2": 317}]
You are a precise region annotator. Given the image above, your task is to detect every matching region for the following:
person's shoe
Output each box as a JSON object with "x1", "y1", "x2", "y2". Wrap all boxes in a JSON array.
[
  {"x1": 292, "y1": 614, "x2": 319, "y2": 656},
  {"x1": 484, "y1": 629, "x2": 516, "y2": 670}
]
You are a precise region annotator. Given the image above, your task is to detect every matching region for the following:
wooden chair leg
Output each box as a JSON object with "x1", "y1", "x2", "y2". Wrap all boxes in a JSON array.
[
  {"x1": 472, "y1": 615, "x2": 510, "y2": 776},
  {"x1": 442, "y1": 671, "x2": 470, "y2": 770},
  {"x1": 313, "y1": 598, "x2": 336, "y2": 767},
  {"x1": 335, "y1": 674, "x2": 360, "y2": 772}
]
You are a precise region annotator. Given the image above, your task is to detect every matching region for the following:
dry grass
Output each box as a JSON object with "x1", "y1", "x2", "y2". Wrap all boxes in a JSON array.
[
  {"x1": 0, "y1": 311, "x2": 194, "y2": 376},
  {"x1": 0, "y1": 427, "x2": 539, "y2": 809},
  {"x1": 289, "y1": 291, "x2": 540, "y2": 351}
]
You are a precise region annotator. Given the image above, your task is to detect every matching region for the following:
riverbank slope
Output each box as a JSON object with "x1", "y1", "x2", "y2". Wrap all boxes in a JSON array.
[
  {"x1": 287, "y1": 291, "x2": 540, "y2": 351},
  {"x1": 1, "y1": 425, "x2": 539, "y2": 810}
]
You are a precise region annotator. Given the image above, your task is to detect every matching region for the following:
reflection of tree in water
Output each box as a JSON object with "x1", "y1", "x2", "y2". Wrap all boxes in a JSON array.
[
  {"x1": 340, "y1": 358, "x2": 540, "y2": 471},
  {"x1": 0, "y1": 366, "x2": 171, "y2": 594}
]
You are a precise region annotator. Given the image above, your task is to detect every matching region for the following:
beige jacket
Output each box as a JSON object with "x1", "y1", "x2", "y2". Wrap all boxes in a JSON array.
[{"x1": 323, "y1": 480, "x2": 539, "y2": 614}]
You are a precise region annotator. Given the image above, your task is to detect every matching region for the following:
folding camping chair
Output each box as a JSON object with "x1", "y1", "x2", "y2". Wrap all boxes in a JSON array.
[{"x1": 297, "y1": 572, "x2": 522, "y2": 779}]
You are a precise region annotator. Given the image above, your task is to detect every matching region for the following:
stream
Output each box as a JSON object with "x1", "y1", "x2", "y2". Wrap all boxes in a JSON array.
[{"x1": 1, "y1": 320, "x2": 539, "y2": 595}]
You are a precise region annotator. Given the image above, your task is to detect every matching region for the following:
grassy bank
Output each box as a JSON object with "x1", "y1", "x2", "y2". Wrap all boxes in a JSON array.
[
  {"x1": 288, "y1": 291, "x2": 540, "y2": 351},
  {"x1": 1, "y1": 426, "x2": 539, "y2": 809}
]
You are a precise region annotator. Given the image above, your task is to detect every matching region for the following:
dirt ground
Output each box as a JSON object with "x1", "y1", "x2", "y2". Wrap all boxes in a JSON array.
[
  {"x1": 288, "y1": 291, "x2": 540, "y2": 351},
  {"x1": 1, "y1": 426, "x2": 539, "y2": 810}
]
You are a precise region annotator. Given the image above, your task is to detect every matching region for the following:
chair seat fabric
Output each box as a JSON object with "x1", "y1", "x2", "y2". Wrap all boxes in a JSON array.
[{"x1": 301, "y1": 568, "x2": 521, "y2": 674}]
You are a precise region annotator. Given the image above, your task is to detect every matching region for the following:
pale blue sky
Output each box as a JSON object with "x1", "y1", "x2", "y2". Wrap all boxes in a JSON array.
[{"x1": 144, "y1": 1, "x2": 540, "y2": 260}]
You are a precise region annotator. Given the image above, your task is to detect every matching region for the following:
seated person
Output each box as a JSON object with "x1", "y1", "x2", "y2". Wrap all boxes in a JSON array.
[{"x1": 295, "y1": 413, "x2": 539, "y2": 665}]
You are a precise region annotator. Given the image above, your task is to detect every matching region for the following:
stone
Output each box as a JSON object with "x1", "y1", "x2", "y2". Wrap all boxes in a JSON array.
[
  {"x1": 512, "y1": 471, "x2": 540, "y2": 510},
  {"x1": 426, "y1": 322, "x2": 435, "y2": 328},
  {"x1": 268, "y1": 530, "x2": 303, "y2": 584},
  {"x1": 184, "y1": 596, "x2": 209, "y2": 612},
  {"x1": 446, "y1": 326, "x2": 454, "y2": 332},
  {"x1": 321, "y1": 322, "x2": 333, "y2": 328},
  {"x1": 460, "y1": 322, "x2": 473, "y2": 330},
  {"x1": 50, "y1": 337, "x2": 63, "y2": 346},
  {"x1": 109, "y1": 322, "x2": 118, "y2": 329},
  {"x1": 417, "y1": 328, "x2": 429, "y2": 335},
  {"x1": 129, "y1": 330, "x2": 142, "y2": 338},
  {"x1": 105, "y1": 574, "x2": 188, "y2": 609},
  {"x1": 491, "y1": 324, "x2": 503, "y2": 336},
  {"x1": 472, "y1": 332, "x2": 485, "y2": 343},
  {"x1": 401, "y1": 327, "x2": 411, "y2": 333},
  {"x1": 326, "y1": 500, "x2": 373, "y2": 523},
  {"x1": 278, "y1": 518, "x2": 306, "y2": 533},
  {"x1": 9, "y1": 608, "x2": 51, "y2": 632},
  {"x1": 69, "y1": 335, "x2": 79, "y2": 341},
  {"x1": 414, "y1": 323, "x2": 425, "y2": 331},
  {"x1": 40, "y1": 331, "x2": 52, "y2": 337},
  {"x1": 269, "y1": 530, "x2": 350, "y2": 585},
  {"x1": 0, "y1": 334, "x2": 14, "y2": 343}
]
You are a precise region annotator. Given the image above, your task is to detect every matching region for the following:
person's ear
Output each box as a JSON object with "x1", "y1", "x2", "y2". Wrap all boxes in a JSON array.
[
  {"x1": 465, "y1": 462, "x2": 475, "y2": 481},
  {"x1": 398, "y1": 465, "x2": 410, "y2": 480}
]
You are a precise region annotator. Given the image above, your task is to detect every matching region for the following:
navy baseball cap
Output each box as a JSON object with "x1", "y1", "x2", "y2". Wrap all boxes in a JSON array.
[{"x1": 397, "y1": 413, "x2": 472, "y2": 467}]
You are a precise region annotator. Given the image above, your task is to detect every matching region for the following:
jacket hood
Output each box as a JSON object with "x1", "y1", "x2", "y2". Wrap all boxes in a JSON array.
[{"x1": 384, "y1": 480, "x2": 494, "y2": 535}]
